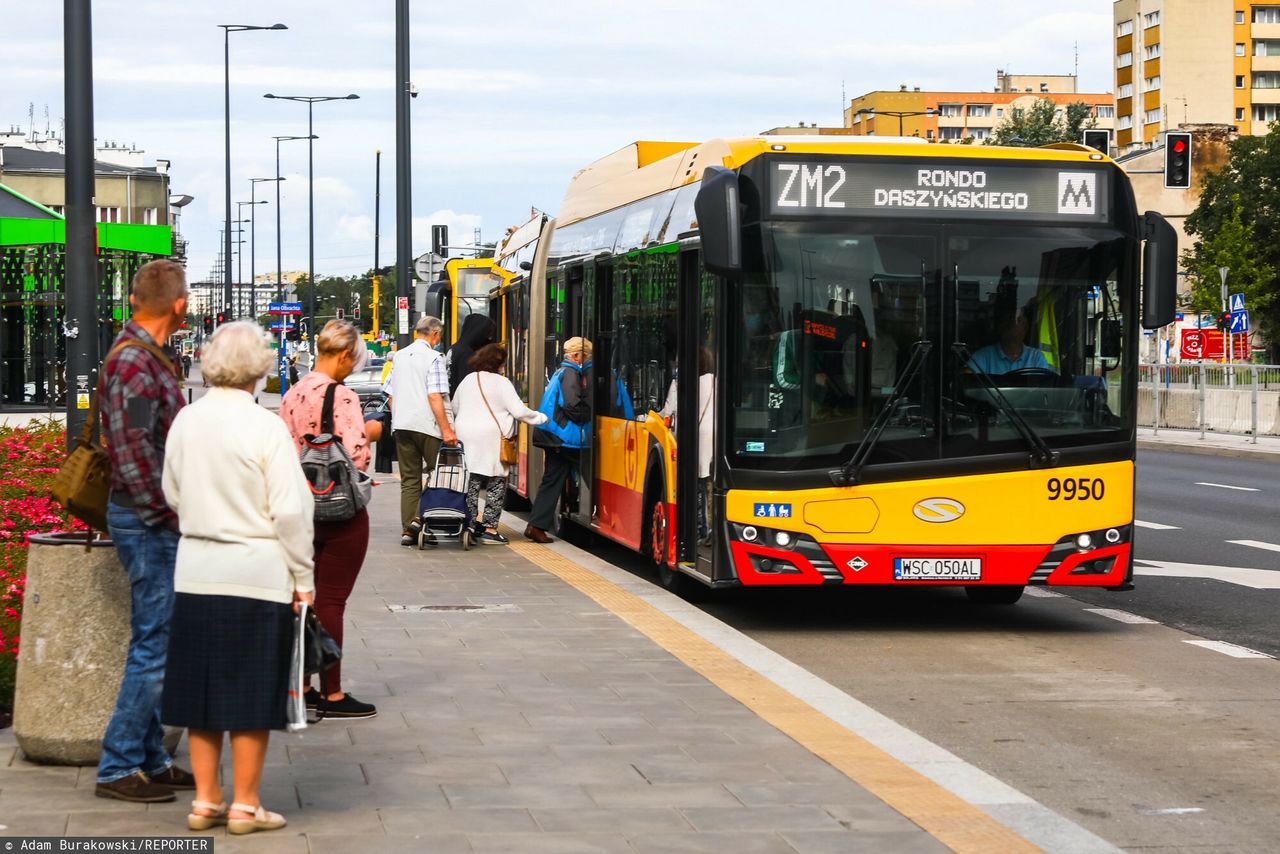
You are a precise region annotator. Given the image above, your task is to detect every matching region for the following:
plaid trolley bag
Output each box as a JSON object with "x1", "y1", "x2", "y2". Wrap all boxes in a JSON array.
[{"x1": 417, "y1": 443, "x2": 473, "y2": 550}]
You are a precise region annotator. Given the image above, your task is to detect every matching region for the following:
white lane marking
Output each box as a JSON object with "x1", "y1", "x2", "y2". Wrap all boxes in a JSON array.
[
  {"x1": 1024, "y1": 588, "x2": 1064, "y2": 598},
  {"x1": 1194, "y1": 482, "x2": 1260, "y2": 492},
  {"x1": 1084, "y1": 608, "x2": 1159, "y2": 625},
  {"x1": 1227, "y1": 539, "x2": 1280, "y2": 554},
  {"x1": 1133, "y1": 560, "x2": 1280, "y2": 590},
  {"x1": 1135, "y1": 519, "x2": 1180, "y2": 530},
  {"x1": 1136, "y1": 806, "x2": 1206, "y2": 816},
  {"x1": 1183, "y1": 640, "x2": 1274, "y2": 659}
]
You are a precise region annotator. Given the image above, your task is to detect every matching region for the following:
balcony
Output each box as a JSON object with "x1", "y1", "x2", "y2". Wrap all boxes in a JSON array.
[
  {"x1": 1254, "y1": 54, "x2": 1280, "y2": 71},
  {"x1": 1252, "y1": 23, "x2": 1280, "y2": 40},
  {"x1": 1252, "y1": 88, "x2": 1280, "y2": 105}
]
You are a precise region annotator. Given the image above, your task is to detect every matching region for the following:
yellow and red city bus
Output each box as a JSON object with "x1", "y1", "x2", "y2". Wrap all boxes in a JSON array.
[{"x1": 500, "y1": 136, "x2": 1177, "y2": 602}]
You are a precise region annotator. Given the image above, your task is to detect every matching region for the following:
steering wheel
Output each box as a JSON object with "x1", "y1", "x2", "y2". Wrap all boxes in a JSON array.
[{"x1": 1003, "y1": 367, "x2": 1056, "y2": 378}]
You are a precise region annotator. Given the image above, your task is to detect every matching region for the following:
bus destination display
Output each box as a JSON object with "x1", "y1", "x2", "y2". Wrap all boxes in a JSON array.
[{"x1": 769, "y1": 160, "x2": 1109, "y2": 223}]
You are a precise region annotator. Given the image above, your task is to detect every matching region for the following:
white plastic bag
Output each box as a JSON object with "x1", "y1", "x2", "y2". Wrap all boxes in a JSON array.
[{"x1": 286, "y1": 603, "x2": 308, "y2": 733}]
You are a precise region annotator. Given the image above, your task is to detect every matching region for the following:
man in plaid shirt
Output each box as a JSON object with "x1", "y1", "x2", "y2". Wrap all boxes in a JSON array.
[{"x1": 96, "y1": 260, "x2": 197, "y2": 804}]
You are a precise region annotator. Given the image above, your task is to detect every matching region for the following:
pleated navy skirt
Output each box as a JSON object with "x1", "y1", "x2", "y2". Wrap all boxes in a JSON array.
[{"x1": 161, "y1": 593, "x2": 292, "y2": 732}]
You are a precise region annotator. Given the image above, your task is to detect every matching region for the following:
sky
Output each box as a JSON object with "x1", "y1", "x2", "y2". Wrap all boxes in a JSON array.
[{"x1": 2, "y1": 0, "x2": 1116, "y2": 281}]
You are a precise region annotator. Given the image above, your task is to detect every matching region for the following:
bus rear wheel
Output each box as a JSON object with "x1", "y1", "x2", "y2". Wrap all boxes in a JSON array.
[{"x1": 965, "y1": 585, "x2": 1025, "y2": 605}]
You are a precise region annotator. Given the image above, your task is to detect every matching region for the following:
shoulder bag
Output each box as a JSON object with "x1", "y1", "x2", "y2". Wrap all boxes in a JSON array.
[
  {"x1": 51, "y1": 338, "x2": 179, "y2": 533},
  {"x1": 478, "y1": 375, "x2": 519, "y2": 466}
]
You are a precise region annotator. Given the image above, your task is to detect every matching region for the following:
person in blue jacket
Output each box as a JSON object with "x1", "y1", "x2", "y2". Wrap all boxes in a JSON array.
[{"x1": 525, "y1": 337, "x2": 592, "y2": 543}]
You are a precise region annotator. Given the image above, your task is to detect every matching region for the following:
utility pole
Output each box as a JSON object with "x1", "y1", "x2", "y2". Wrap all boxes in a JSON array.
[
  {"x1": 63, "y1": 0, "x2": 99, "y2": 447},
  {"x1": 372, "y1": 148, "x2": 381, "y2": 339},
  {"x1": 395, "y1": 0, "x2": 412, "y2": 349}
]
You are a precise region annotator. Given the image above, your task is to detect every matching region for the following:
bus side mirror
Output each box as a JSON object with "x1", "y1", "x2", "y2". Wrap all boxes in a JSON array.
[
  {"x1": 1141, "y1": 211, "x2": 1177, "y2": 330},
  {"x1": 695, "y1": 166, "x2": 743, "y2": 278}
]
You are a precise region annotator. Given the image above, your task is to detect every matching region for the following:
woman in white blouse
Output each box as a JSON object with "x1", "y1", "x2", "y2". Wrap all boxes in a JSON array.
[
  {"x1": 450, "y1": 343, "x2": 547, "y2": 544},
  {"x1": 160, "y1": 322, "x2": 314, "y2": 836}
]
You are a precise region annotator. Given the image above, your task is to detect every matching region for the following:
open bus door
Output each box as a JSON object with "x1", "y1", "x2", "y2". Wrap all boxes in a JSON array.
[{"x1": 675, "y1": 247, "x2": 717, "y2": 583}]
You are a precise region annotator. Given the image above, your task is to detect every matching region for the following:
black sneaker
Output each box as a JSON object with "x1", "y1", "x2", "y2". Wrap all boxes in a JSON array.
[
  {"x1": 318, "y1": 693, "x2": 377, "y2": 719},
  {"x1": 303, "y1": 687, "x2": 322, "y2": 711},
  {"x1": 477, "y1": 531, "x2": 509, "y2": 545}
]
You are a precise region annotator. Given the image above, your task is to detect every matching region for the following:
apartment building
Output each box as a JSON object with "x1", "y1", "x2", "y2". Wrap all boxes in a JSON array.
[
  {"x1": 1113, "y1": 1, "x2": 1280, "y2": 150},
  {"x1": 844, "y1": 73, "x2": 1115, "y2": 143}
]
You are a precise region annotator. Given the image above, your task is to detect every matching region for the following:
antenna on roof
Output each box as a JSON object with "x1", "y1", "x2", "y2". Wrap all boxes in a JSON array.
[{"x1": 1074, "y1": 42, "x2": 1079, "y2": 79}]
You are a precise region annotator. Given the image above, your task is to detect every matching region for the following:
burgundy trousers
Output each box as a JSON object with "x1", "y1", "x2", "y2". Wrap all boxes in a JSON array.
[{"x1": 312, "y1": 508, "x2": 369, "y2": 695}]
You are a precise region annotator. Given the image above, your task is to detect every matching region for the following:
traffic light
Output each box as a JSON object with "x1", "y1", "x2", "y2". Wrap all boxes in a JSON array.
[
  {"x1": 202, "y1": 315, "x2": 213, "y2": 335},
  {"x1": 1164, "y1": 132, "x2": 1192, "y2": 189},
  {"x1": 216, "y1": 312, "x2": 226, "y2": 326},
  {"x1": 336, "y1": 307, "x2": 345, "y2": 320},
  {"x1": 1082, "y1": 129, "x2": 1110, "y2": 153},
  {"x1": 432, "y1": 224, "x2": 449, "y2": 258},
  {"x1": 286, "y1": 327, "x2": 300, "y2": 342},
  {"x1": 1217, "y1": 311, "x2": 1232, "y2": 332}
]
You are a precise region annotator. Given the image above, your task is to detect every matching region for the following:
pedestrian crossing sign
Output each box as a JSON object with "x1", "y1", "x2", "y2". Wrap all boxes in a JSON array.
[{"x1": 1230, "y1": 293, "x2": 1245, "y2": 312}]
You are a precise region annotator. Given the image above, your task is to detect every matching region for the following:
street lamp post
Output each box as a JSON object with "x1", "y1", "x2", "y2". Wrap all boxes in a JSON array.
[
  {"x1": 271, "y1": 136, "x2": 313, "y2": 303},
  {"x1": 234, "y1": 204, "x2": 262, "y2": 318},
  {"x1": 218, "y1": 22, "x2": 286, "y2": 320},
  {"x1": 854, "y1": 107, "x2": 938, "y2": 137},
  {"x1": 249, "y1": 177, "x2": 282, "y2": 323},
  {"x1": 270, "y1": 135, "x2": 313, "y2": 396},
  {"x1": 263, "y1": 93, "x2": 360, "y2": 345}
]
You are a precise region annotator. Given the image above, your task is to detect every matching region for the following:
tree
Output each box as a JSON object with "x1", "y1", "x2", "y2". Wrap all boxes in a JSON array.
[
  {"x1": 1184, "y1": 124, "x2": 1280, "y2": 356},
  {"x1": 986, "y1": 98, "x2": 1097, "y2": 147},
  {"x1": 1182, "y1": 195, "x2": 1275, "y2": 319}
]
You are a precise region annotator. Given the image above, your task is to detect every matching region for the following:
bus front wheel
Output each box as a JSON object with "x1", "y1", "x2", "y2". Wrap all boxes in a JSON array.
[{"x1": 965, "y1": 585, "x2": 1025, "y2": 605}]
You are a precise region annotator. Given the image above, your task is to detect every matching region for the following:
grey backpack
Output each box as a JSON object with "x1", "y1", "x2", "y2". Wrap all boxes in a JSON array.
[{"x1": 299, "y1": 383, "x2": 372, "y2": 523}]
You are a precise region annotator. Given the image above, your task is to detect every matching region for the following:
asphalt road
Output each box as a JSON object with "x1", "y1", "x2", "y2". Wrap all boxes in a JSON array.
[
  {"x1": 1071, "y1": 448, "x2": 1280, "y2": 657},
  {"x1": 544, "y1": 446, "x2": 1280, "y2": 852}
]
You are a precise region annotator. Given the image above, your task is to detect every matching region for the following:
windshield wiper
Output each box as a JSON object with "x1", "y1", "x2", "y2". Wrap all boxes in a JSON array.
[
  {"x1": 953, "y1": 340, "x2": 1059, "y2": 468},
  {"x1": 835, "y1": 340, "x2": 932, "y2": 486}
]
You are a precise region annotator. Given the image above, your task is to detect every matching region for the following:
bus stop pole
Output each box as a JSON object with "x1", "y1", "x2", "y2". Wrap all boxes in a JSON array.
[
  {"x1": 1199, "y1": 362, "x2": 1207, "y2": 440},
  {"x1": 63, "y1": 0, "x2": 100, "y2": 449}
]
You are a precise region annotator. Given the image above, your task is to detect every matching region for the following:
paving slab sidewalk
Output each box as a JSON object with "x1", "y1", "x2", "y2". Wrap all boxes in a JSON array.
[
  {"x1": 1137, "y1": 425, "x2": 1280, "y2": 458},
  {"x1": 0, "y1": 475, "x2": 947, "y2": 853}
]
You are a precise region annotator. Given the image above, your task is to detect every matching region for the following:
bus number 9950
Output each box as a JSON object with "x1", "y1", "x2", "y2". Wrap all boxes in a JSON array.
[{"x1": 1047, "y1": 477, "x2": 1104, "y2": 501}]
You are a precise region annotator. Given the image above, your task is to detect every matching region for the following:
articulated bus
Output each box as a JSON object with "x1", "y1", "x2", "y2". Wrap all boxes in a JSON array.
[{"x1": 451, "y1": 136, "x2": 1178, "y2": 602}]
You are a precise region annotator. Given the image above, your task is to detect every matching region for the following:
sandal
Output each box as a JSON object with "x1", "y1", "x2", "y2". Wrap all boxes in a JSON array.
[
  {"x1": 187, "y1": 800, "x2": 228, "y2": 831},
  {"x1": 228, "y1": 802, "x2": 287, "y2": 835}
]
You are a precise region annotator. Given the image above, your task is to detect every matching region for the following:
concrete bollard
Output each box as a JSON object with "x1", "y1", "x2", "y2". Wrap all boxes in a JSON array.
[{"x1": 13, "y1": 533, "x2": 180, "y2": 765}]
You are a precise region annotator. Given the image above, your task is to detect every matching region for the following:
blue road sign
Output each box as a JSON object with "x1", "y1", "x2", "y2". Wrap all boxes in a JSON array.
[
  {"x1": 1231, "y1": 309, "x2": 1250, "y2": 334},
  {"x1": 753, "y1": 503, "x2": 792, "y2": 519},
  {"x1": 1230, "y1": 293, "x2": 1246, "y2": 312},
  {"x1": 268, "y1": 301, "x2": 304, "y2": 314}
]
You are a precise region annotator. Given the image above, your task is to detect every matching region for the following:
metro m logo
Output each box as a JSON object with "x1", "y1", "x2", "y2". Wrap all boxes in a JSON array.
[{"x1": 1057, "y1": 172, "x2": 1097, "y2": 216}]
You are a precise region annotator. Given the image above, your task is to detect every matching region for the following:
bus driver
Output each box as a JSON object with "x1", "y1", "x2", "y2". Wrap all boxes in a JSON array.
[{"x1": 967, "y1": 304, "x2": 1050, "y2": 376}]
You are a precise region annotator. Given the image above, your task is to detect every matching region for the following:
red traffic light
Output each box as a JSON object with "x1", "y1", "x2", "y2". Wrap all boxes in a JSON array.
[
  {"x1": 1172, "y1": 139, "x2": 1187, "y2": 154},
  {"x1": 216, "y1": 312, "x2": 225, "y2": 324}
]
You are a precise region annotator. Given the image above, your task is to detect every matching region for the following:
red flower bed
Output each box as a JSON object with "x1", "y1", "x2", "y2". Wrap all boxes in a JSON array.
[{"x1": 0, "y1": 421, "x2": 86, "y2": 716}]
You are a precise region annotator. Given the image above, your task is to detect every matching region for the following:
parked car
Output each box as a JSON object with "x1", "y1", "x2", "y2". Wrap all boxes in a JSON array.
[{"x1": 344, "y1": 366, "x2": 387, "y2": 413}]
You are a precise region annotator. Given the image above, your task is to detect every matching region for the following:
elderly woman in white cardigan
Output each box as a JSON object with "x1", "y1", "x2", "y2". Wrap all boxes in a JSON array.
[
  {"x1": 160, "y1": 322, "x2": 315, "y2": 836},
  {"x1": 450, "y1": 343, "x2": 547, "y2": 544}
]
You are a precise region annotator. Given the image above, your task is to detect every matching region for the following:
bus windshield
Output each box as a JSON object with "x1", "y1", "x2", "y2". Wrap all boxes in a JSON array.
[{"x1": 729, "y1": 220, "x2": 1134, "y2": 471}]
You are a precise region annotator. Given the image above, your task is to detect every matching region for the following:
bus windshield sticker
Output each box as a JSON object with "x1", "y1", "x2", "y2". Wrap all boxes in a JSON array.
[
  {"x1": 753, "y1": 503, "x2": 792, "y2": 518},
  {"x1": 744, "y1": 441, "x2": 766, "y2": 453},
  {"x1": 769, "y1": 161, "x2": 1108, "y2": 223}
]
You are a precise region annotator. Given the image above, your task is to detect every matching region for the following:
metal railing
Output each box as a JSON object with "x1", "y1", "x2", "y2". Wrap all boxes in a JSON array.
[{"x1": 1139, "y1": 362, "x2": 1280, "y2": 443}]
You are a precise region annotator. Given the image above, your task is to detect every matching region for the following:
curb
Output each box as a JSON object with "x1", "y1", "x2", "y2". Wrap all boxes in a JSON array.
[{"x1": 1137, "y1": 438, "x2": 1280, "y2": 461}]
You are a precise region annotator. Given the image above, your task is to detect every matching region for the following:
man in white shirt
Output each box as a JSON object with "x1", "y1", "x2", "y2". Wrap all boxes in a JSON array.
[{"x1": 387, "y1": 315, "x2": 457, "y2": 546}]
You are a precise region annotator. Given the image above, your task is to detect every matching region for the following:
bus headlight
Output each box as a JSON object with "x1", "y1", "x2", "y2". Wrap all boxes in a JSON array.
[
  {"x1": 775, "y1": 531, "x2": 792, "y2": 547},
  {"x1": 1105, "y1": 528, "x2": 1121, "y2": 544},
  {"x1": 1075, "y1": 533, "x2": 1093, "y2": 551},
  {"x1": 742, "y1": 526, "x2": 758, "y2": 542}
]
